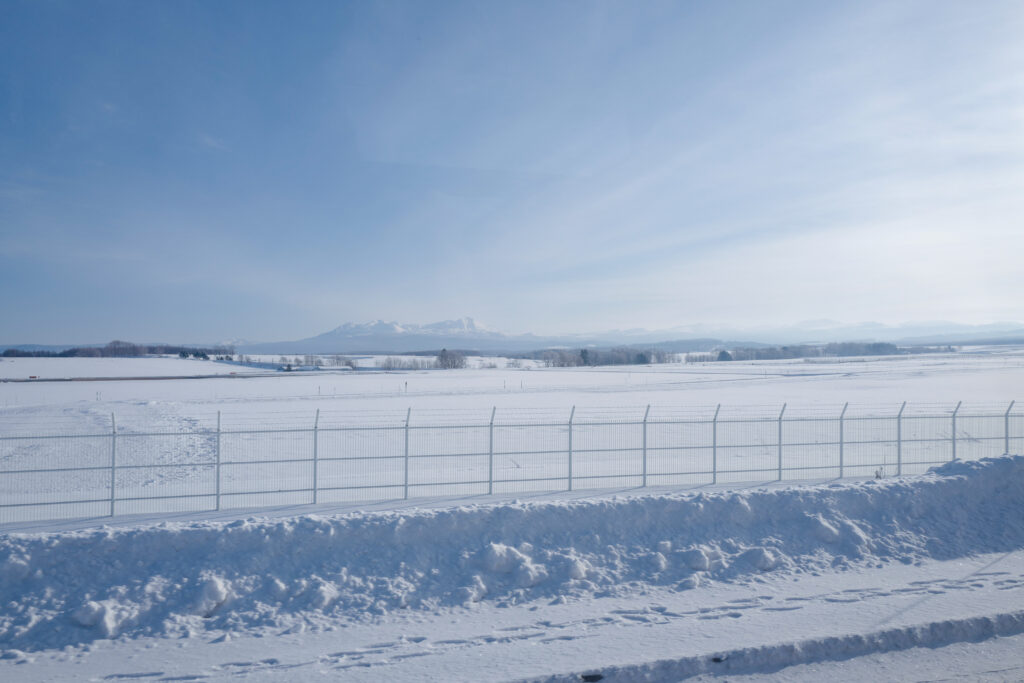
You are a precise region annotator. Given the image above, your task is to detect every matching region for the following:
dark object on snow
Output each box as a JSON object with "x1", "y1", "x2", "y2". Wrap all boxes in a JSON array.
[{"x1": 580, "y1": 674, "x2": 604, "y2": 682}]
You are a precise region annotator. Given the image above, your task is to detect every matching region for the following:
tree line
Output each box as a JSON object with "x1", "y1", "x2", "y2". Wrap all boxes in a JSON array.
[
  {"x1": 2, "y1": 341, "x2": 235, "y2": 358},
  {"x1": 515, "y1": 347, "x2": 673, "y2": 368},
  {"x1": 686, "y1": 342, "x2": 901, "y2": 362},
  {"x1": 376, "y1": 349, "x2": 467, "y2": 370}
]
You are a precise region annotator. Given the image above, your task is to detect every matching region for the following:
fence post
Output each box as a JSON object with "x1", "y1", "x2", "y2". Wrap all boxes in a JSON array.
[
  {"x1": 312, "y1": 409, "x2": 320, "y2": 505},
  {"x1": 109, "y1": 413, "x2": 117, "y2": 517},
  {"x1": 951, "y1": 401, "x2": 961, "y2": 461},
  {"x1": 488, "y1": 406, "x2": 496, "y2": 495},
  {"x1": 568, "y1": 406, "x2": 575, "y2": 492},
  {"x1": 839, "y1": 402, "x2": 848, "y2": 479},
  {"x1": 712, "y1": 404, "x2": 720, "y2": 485},
  {"x1": 642, "y1": 405, "x2": 650, "y2": 487},
  {"x1": 1006, "y1": 401, "x2": 1016, "y2": 455},
  {"x1": 897, "y1": 401, "x2": 906, "y2": 476},
  {"x1": 215, "y1": 411, "x2": 221, "y2": 512},
  {"x1": 404, "y1": 408, "x2": 411, "y2": 500},
  {"x1": 777, "y1": 403, "x2": 786, "y2": 481}
]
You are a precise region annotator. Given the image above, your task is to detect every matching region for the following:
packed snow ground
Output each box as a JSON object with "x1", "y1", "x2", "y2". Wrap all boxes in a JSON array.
[
  {"x1": 2, "y1": 350, "x2": 1021, "y2": 526},
  {"x1": 2, "y1": 350, "x2": 1022, "y2": 679},
  {"x1": 3, "y1": 456, "x2": 1024, "y2": 681},
  {"x1": 2, "y1": 350, "x2": 1023, "y2": 428},
  {"x1": 0, "y1": 357, "x2": 261, "y2": 380}
]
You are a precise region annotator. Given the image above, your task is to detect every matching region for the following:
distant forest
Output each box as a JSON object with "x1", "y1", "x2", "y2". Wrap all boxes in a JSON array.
[
  {"x1": 517, "y1": 347, "x2": 673, "y2": 367},
  {"x1": 1, "y1": 341, "x2": 235, "y2": 358},
  {"x1": 690, "y1": 342, "x2": 904, "y2": 362}
]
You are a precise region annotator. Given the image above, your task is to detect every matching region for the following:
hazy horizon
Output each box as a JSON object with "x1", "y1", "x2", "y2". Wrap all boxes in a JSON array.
[
  {"x1": 3, "y1": 1, "x2": 1023, "y2": 344},
  {"x1": 5, "y1": 315, "x2": 1024, "y2": 350}
]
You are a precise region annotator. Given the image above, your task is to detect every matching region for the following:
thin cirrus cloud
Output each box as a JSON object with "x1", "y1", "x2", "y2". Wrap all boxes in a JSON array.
[{"x1": 0, "y1": 0, "x2": 1022, "y2": 343}]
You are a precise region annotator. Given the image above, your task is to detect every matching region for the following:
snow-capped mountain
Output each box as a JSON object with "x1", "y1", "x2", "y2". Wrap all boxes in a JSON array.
[
  {"x1": 233, "y1": 317, "x2": 1024, "y2": 355},
  {"x1": 238, "y1": 318, "x2": 537, "y2": 354},
  {"x1": 325, "y1": 318, "x2": 498, "y2": 339}
]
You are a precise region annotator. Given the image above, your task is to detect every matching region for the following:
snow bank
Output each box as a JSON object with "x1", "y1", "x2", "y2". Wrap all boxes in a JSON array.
[
  {"x1": 2, "y1": 456, "x2": 1023, "y2": 651},
  {"x1": 529, "y1": 610, "x2": 1024, "y2": 682}
]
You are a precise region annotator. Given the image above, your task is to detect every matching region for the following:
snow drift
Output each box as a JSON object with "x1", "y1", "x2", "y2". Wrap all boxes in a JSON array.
[
  {"x1": 2, "y1": 456, "x2": 1023, "y2": 652},
  {"x1": 529, "y1": 610, "x2": 1024, "y2": 683}
]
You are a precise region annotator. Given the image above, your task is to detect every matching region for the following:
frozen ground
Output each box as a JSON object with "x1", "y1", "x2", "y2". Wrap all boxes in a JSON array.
[
  {"x1": 1, "y1": 350, "x2": 1022, "y2": 679},
  {"x1": 2, "y1": 456, "x2": 1024, "y2": 681},
  {"x1": 2, "y1": 350, "x2": 1022, "y2": 524},
  {"x1": 0, "y1": 357, "x2": 266, "y2": 381},
  {"x1": 2, "y1": 348, "x2": 1022, "y2": 428}
]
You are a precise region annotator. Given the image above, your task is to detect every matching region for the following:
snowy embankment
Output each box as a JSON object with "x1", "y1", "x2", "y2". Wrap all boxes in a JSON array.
[
  {"x1": 2, "y1": 456, "x2": 1023, "y2": 655},
  {"x1": 530, "y1": 612, "x2": 1024, "y2": 683}
]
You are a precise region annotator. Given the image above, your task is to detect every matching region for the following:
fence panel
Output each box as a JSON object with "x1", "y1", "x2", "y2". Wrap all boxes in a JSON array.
[
  {"x1": 900, "y1": 415, "x2": 951, "y2": 474},
  {"x1": 409, "y1": 424, "x2": 490, "y2": 497},
  {"x1": 0, "y1": 402, "x2": 1018, "y2": 525},
  {"x1": 844, "y1": 416, "x2": 897, "y2": 477},
  {"x1": 492, "y1": 422, "x2": 568, "y2": 494},
  {"x1": 317, "y1": 426, "x2": 404, "y2": 504},
  {"x1": 573, "y1": 421, "x2": 642, "y2": 490},
  {"x1": 0, "y1": 434, "x2": 112, "y2": 523},
  {"x1": 955, "y1": 413, "x2": 1006, "y2": 461},
  {"x1": 780, "y1": 416, "x2": 839, "y2": 481},
  {"x1": 716, "y1": 417, "x2": 777, "y2": 483},
  {"x1": 219, "y1": 429, "x2": 314, "y2": 509},
  {"x1": 115, "y1": 432, "x2": 215, "y2": 516},
  {"x1": 647, "y1": 419, "x2": 713, "y2": 486},
  {"x1": 1011, "y1": 412, "x2": 1024, "y2": 454}
]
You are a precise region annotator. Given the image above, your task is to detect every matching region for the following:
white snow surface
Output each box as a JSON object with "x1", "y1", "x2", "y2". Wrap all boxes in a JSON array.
[
  {"x1": 2, "y1": 353, "x2": 1021, "y2": 679},
  {"x1": 2, "y1": 455, "x2": 1024, "y2": 681},
  {"x1": 0, "y1": 356, "x2": 266, "y2": 380}
]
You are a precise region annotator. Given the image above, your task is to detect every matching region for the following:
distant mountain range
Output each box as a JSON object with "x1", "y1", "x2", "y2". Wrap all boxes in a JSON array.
[
  {"x1": 237, "y1": 318, "x2": 577, "y2": 354},
  {"x1": 233, "y1": 317, "x2": 1024, "y2": 355},
  {"x1": 5, "y1": 318, "x2": 1024, "y2": 356}
]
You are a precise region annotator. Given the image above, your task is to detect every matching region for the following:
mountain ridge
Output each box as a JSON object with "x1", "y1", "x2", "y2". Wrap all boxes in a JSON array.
[{"x1": 234, "y1": 318, "x2": 1024, "y2": 355}]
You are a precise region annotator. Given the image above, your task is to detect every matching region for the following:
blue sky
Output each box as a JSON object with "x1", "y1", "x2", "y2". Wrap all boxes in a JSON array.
[{"x1": 2, "y1": 0, "x2": 1023, "y2": 344}]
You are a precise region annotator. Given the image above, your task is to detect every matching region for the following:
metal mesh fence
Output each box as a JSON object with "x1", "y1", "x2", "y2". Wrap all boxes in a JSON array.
[{"x1": 0, "y1": 401, "x2": 1019, "y2": 524}]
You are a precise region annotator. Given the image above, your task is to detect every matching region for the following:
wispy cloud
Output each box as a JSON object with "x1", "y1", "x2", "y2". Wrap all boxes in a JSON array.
[{"x1": 2, "y1": 0, "x2": 1022, "y2": 341}]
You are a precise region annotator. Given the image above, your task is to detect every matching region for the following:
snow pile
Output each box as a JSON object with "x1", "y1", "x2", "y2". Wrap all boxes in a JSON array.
[
  {"x1": 2, "y1": 456, "x2": 1023, "y2": 652},
  {"x1": 530, "y1": 611, "x2": 1024, "y2": 683}
]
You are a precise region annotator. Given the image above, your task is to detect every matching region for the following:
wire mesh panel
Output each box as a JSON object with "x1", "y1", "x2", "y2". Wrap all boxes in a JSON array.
[
  {"x1": 409, "y1": 424, "x2": 490, "y2": 497},
  {"x1": 901, "y1": 415, "x2": 952, "y2": 473},
  {"x1": 317, "y1": 426, "x2": 404, "y2": 503},
  {"x1": 716, "y1": 417, "x2": 778, "y2": 483},
  {"x1": 955, "y1": 413, "x2": 1006, "y2": 461},
  {"x1": 0, "y1": 434, "x2": 112, "y2": 523},
  {"x1": 1011, "y1": 412, "x2": 1024, "y2": 455},
  {"x1": 778, "y1": 416, "x2": 839, "y2": 480},
  {"x1": 115, "y1": 432, "x2": 216, "y2": 516},
  {"x1": 219, "y1": 429, "x2": 314, "y2": 509},
  {"x1": 1, "y1": 402, "x2": 1019, "y2": 525},
  {"x1": 492, "y1": 422, "x2": 568, "y2": 494},
  {"x1": 845, "y1": 416, "x2": 897, "y2": 477},
  {"x1": 647, "y1": 419, "x2": 713, "y2": 486},
  {"x1": 572, "y1": 421, "x2": 642, "y2": 490}
]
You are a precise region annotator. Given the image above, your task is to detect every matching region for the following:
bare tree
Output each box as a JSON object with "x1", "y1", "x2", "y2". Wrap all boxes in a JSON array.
[{"x1": 435, "y1": 349, "x2": 466, "y2": 369}]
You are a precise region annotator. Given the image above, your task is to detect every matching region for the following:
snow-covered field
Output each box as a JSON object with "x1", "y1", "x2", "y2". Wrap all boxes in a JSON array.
[
  {"x1": 3, "y1": 349, "x2": 1022, "y2": 421},
  {"x1": 3, "y1": 456, "x2": 1024, "y2": 681},
  {"x1": 1, "y1": 349, "x2": 1023, "y2": 680},
  {"x1": 2, "y1": 351, "x2": 1023, "y2": 525},
  {"x1": 0, "y1": 356, "x2": 260, "y2": 380}
]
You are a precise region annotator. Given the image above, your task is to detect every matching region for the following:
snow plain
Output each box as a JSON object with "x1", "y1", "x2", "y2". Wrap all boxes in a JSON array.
[
  {"x1": 1, "y1": 349, "x2": 1023, "y2": 681},
  {"x1": 3, "y1": 349, "x2": 1022, "y2": 429}
]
